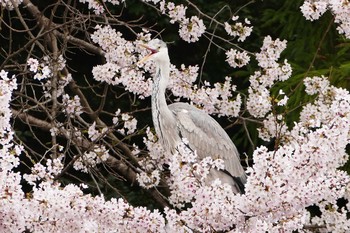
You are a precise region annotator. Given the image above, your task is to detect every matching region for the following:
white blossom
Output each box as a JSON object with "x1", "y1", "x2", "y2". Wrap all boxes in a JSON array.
[
  {"x1": 27, "y1": 58, "x2": 39, "y2": 72},
  {"x1": 0, "y1": 0, "x2": 22, "y2": 10},
  {"x1": 167, "y1": 2, "x2": 187, "y2": 24},
  {"x1": 277, "y1": 95, "x2": 288, "y2": 106},
  {"x1": 247, "y1": 36, "x2": 292, "y2": 118},
  {"x1": 73, "y1": 145, "x2": 110, "y2": 173},
  {"x1": 301, "y1": 0, "x2": 350, "y2": 39},
  {"x1": 300, "y1": 0, "x2": 328, "y2": 21},
  {"x1": 225, "y1": 49, "x2": 250, "y2": 68},
  {"x1": 78, "y1": 0, "x2": 125, "y2": 14},
  {"x1": 224, "y1": 16, "x2": 253, "y2": 42},
  {"x1": 62, "y1": 94, "x2": 83, "y2": 117},
  {"x1": 136, "y1": 170, "x2": 161, "y2": 189},
  {"x1": 179, "y1": 16, "x2": 206, "y2": 43},
  {"x1": 87, "y1": 121, "x2": 108, "y2": 141},
  {"x1": 304, "y1": 75, "x2": 330, "y2": 95}
]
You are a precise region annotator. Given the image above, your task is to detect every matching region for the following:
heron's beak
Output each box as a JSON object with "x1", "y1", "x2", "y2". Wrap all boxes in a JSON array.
[{"x1": 138, "y1": 44, "x2": 158, "y2": 64}]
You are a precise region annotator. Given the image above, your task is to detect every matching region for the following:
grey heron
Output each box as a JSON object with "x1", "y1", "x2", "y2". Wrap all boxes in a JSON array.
[{"x1": 139, "y1": 39, "x2": 246, "y2": 193}]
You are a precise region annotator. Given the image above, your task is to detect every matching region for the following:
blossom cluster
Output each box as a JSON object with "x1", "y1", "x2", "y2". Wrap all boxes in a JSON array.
[
  {"x1": 168, "y1": 65, "x2": 242, "y2": 117},
  {"x1": 27, "y1": 57, "x2": 51, "y2": 81},
  {"x1": 0, "y1": 70, "x2": 19, "y2": 171},
  {"x1": 0, "y1": 81, "x2": 166, "y2": 231},
  {"x1": 119, "y1": 113, "x2": 138, "y2": 135},
  {"x1": 0, "y1": 70, "x2": 25, "y2": 231},
  {"x1": 73, "y1": 145, "x2": 110, "y2": 173},
  {"x1": 27, "y1": 56, "x2": 71, "y2": 99},
  {"x1": 301, "y1": 0, "x2": 350, "y2": 38},
  {"x1": 78, "y1": 0, "x2": 125, "y2": 14},
  {"x1": 27, "y1": 55, "x2": 66, "y2": 80},
  {"x1": 91, "y1": 25, "x2": 242, "y2": 117},
  {"x1": 247, "y1": 36, "x2": 292, "y2": 118},
  {"x1": 113, "y1": 110, "x2": 139, "y2": 135},
  {"x1": 304, "y1": 75, "x2": 330, "y2": 95},
  {"x1": 91, "y1": 25, "x2": 153, "y2": 98},
  {"x1": 136, "y1": 169, "x2": 161, "y2": 189},
  {"x1": 1, "y1": 182, "x2": 165, "y2": 232},
  {"x1": 23, "y1": 158, "x2": 64, "y2": 185},
  {"x1": 300, "y1": 0, "x2": 328, "y2": 21},
  {"x1": 141, "y1": 127, "x2": 167, "y2": 166},
  {"x1": 87, "y1": 122, "x2": 108, "y2": 141},
  {"x1": 0, "y1": 0, "x2": 22, "y2": 10},
  {"x1": 178, "y1": 16, "x2": 206, "y2": 43},
  {"x1": 224, "y1": 16, "x2": 253, "y2": 42},
  {"x1": 166, "y1": 139, "x2": 201, "y2": 207},
  {"x1": 159, "y1": 1, "x2": 204, "y2": 42},
  {"x1": 62, "y1": 94, "x2": 83, "y2": 117},
  {"x1": 145, "y1": 0, "x2": 206, "y2": 42},
  {"x1": 241, "y1": 76, "x2": 350, "y2": 232},
  {"x1": 165, "y1": 180, "x2": 244, "y2": 232},
  {"x1": 257, "y1": 112, "x2": 288, "y2": 142},
  {"x1": 160, "y1": 2, "x2": 187, "y2": 23},
  {"x1": 137, "y1": 128, "x2": 166, "y2": 190},
  {"x1": 225, "y1": 48, "x2": 250, "y2": 68}
]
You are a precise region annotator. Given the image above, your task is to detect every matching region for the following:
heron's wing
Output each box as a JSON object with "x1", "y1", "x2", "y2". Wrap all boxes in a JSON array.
[{"x1": 168, "y1": 102, "x2": 245, "y2": 179}]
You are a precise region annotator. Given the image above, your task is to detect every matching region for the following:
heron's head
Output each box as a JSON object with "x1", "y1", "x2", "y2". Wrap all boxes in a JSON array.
[{"x1": 138, "y1": 39, "x2": 169, "y2": 64}]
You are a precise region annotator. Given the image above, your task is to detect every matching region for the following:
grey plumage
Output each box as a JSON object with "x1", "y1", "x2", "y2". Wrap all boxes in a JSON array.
[{"x1": 140, "y1": 39, "x2": 246, "y2": 193}]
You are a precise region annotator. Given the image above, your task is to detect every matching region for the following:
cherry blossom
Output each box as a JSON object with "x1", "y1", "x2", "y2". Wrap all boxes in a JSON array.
[
  {"x1": 87, "y1": 121, "x2": 108, "y2": 141},
  {"x1": 27, "y1": 58, "x2": 39, "y2": 72},
  {"x1": 27, "y1": 56, "x2": 59, "y2": 81},
  {"x1": 136, "y1": 170, "x2": 161, "y2": 189},
  {"x1": 2, "y1": 1, "x2": 350, "y2": 232},
  {"x1": 143, "y1": 127, "x2": 167, "y2": 166},
  {"x1": 179, "y1": 16, "x2": 206, "y2": 43},
  {"x1": 0, "y1": 0, "x2": 22, "y2": 10},
  {"x1": 225, "y1": 49, "x2": 251, "y2": 68},
  {"x1": 242, "y1": 76, "x2": 350, "y2": 232},
  {"x1": 26, "y1": 56, "x2": 71, "y2": 99},
  {"x1": 23, "y1": 158, "x2": 64, "y2": 185},
  {"x1": 118, "y1": 113, "x2": 138, "y2": 135},
  {"x1": 224, "y1": 16, "x2": 253, "y2": 42},
  {"x1": 301, "y1": 0, "x2": 350, "y2": 38},
  {"x1": 304, "y1": 75, "x2": 330, "y2": 95},
  {"x1": 144, "y1": 1, "x2": 206, "y2": 43},
  {"x1": 78, "y1": 0, "x2": 125, "y2": 14},
  {"x1": 73, "y1": 145, "x2": 110, "y2": 173},
  {"x1": 62, "y1": 94, "x2": 83, "y2": 117},
  {"x1": 300, "y1": 0, "x2": 328, "y2": 21},
  {"x1": 247, "y1": 36, "x2": 292, "y2": 118},
  {"x1": 164, "y1": 2, "x2": 187, "y2": 23}
]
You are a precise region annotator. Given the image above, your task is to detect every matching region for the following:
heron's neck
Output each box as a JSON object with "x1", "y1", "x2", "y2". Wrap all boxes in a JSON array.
[
  {"x1": 152, "y1": 60, "x2": 172, "y2": 136},
  {"x1": 152, "y1": 61, "x2": 169, "y2": 104}
]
